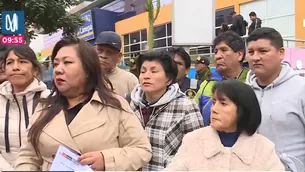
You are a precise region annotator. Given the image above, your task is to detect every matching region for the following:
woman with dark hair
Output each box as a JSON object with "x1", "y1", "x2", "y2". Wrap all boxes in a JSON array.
[
  {"x1": 0, "y1": 45, "x2": 50, "y2": 170},
  {"x1": 14, "y1": 38, "x2": 152, "y2": 171},
  {"x1": 165, "y1": 80, "x2": 284, "y2": 171},
  {"x1": 129, "y1": 50, "x2": 204, "y2": 171}
]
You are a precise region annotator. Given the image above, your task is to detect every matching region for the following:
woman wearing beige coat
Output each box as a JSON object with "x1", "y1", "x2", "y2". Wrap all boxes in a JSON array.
[
  {"x1": 0, "y1": 45, "x2": 50, "y2": 170},
  {"x1": 165, "y1": 80, "x2": 285, "y2": 171},
  {"x1": 14, "y1": 38, "x2": 152, "y2": 171}
]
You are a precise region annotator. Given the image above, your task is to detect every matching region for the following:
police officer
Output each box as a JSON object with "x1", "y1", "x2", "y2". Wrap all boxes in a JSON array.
[
  {"x1": 194, "y1": 55, "x2": 212, "y2": 81},
  {"x1": 169, "y1": 47, "x2": 202, "y2": 99},
  {"x1": 127, "y1": 56, "x2": 139, "y2": 78}
]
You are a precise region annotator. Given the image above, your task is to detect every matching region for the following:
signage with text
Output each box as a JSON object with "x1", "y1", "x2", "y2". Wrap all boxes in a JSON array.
[{"x1": 77, "y1": 10, "x2": 95, "y2": 41}]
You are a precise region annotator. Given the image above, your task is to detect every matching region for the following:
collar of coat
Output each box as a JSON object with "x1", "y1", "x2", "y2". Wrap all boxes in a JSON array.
[
  {"x1": 202, "y1": 127, "x2": 258, "y2": 165},
  {"x1": 36, "y1": 91, "x2": 128, "y2": 154}
]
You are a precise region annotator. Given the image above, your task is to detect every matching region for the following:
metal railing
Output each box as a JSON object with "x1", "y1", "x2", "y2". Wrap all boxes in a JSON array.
[{"x1": 122, "y1": 37, "x2": 305, "y2": 67}]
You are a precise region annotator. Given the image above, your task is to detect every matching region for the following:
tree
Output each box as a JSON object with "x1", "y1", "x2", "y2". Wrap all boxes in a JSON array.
[
  {"x1": 0, "y1": 0, "x2": 84, "y2": 44},
  {"x1": 146, "y1": 0, "x2": 160, "y2": 50}
]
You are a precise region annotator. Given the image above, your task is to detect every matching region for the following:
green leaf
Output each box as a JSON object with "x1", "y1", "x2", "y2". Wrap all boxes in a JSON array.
[{"x1": 0, "y1": 0, "x2": 84, "y2": 41}]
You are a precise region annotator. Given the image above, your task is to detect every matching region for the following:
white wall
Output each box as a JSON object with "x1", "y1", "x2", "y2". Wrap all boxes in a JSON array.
[
  {"x1": 29, "y1": 34, "x2": 45, "y2": 53},
  {"x1": 240, "y1": 0, "x2": 295, "y2": 47}
]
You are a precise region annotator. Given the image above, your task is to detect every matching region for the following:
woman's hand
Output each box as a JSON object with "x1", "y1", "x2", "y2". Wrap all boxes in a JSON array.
[{"x1": 78, "y1": 151, "x2": 105, "y2": 171}]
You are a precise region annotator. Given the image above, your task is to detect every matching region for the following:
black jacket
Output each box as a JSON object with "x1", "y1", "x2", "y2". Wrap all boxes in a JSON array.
[
  {"x1": 230, "y1": 14, "x2": 247, "y2": 36},
  {"x1": 248, "y1": 18, "x2": 262, "y2": 35}
]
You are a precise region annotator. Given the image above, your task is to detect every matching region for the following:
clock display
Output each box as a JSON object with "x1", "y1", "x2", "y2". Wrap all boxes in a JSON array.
[{"x1": 1, "y1": 36, "x2": 25, "y2": 45}]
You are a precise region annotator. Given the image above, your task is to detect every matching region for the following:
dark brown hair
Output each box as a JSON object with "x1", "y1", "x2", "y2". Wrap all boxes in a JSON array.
[
  {"x1": 1, "y1": 45, "x2": 42, "y2": 77},
  {"x1": 212, "y1": 80, "x2": 261, "y2": 136},
  {"x1": 28, "y1": 37, "x2": 123, "y2": 156}
]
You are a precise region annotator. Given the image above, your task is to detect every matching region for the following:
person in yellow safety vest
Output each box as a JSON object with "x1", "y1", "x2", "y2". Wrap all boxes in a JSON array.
[{"x1": 194, "y1": 31, "x2": 249, "y2": 126}]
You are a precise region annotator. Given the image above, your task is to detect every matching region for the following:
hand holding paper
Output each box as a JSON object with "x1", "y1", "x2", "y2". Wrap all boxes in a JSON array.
[
  {"x1": 78, "y1": 151, "x2": 105, "y2": 171},
  {"x1": 49, "y1": 145, "x2": 93, "y2": 171}
]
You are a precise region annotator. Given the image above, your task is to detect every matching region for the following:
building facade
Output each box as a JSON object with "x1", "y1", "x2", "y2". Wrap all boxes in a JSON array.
[
  {"x1": 116, "y1": 0, "x2": 305, "y2": 58},
  {"x1": 40, "y1": 0, "x2": 305, "y2": 57}
]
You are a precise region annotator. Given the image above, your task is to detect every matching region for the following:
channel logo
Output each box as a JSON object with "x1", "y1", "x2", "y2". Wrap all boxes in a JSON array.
[{"x1": 1, "y1": 11, "x2": 25, "y2": 35}]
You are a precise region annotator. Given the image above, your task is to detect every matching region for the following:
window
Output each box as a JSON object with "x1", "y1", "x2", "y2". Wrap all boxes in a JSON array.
[
  {"x1": 167, "y1": 23, "x2": 172, "y2": 36},
  {"x1": 130, "y1": 32, "x2": 140, "y2": 44},
  {"x1": 152, "y1": 23, "x2": 172, "y2": 49},
  {"x1": 154, "y1": 24, "x2": 166, "y2": 39},
  {"x1": 123, "y1": 34, "x2": 129, "y2": 45},
  {"x1": 198, "y1": 47, "x2": 212, "y2": 54},
  {"x1": 154, "y1": 39, "x2": 167, "y2": 48},
  {"x1": 215, "y1": 28, "x2": 221, "y2": 36},
  {"x1": 215, "y1": 7, "x2": 234, "y2": 36},
  {"x1": 131, "y1": 44, "x2": 140, "y2": 52},
  {"x1": 123, "y1": 29, "x2": 148, "y2": 58},
  {"x1": 216, "y1": 15, "x2": 225, "y2": 27},
  {"x1": 167, "y1": 37, "x2": 172, "y2": 46},
  {"x1": 141, "y1": 30, "x2": 147, "y2": 41},
  {"x1": 124, "y1": 46, "x2": 130, "y2": 53}
]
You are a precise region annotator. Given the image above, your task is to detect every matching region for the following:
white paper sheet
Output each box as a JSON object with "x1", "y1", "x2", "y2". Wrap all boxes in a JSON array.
[{"x1": 49, "y1": 145, "x2": 93, "y2": 171}]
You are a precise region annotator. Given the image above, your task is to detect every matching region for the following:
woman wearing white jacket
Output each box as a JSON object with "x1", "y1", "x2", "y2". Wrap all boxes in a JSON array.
[{"x1": 0, "y1": 45, "x2": 50, "y2": 170}]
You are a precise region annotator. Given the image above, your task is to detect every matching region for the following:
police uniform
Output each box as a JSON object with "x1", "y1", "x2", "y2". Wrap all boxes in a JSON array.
[
  {"x1": 195, "y1": 56, "x2": 212, "y2": 81},
  {"x1": 179, "y1": 77, "x2": 202, "y2": 99},
  {"x1": 128, "y1": 58, "x2": 139, "y2": 78}
]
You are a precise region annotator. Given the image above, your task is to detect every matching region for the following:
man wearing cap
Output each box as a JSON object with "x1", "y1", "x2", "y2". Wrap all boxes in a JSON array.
[
  {"x1": 95, "y1": 31, "x2": 139, "y2": 96},
  {"x1": 194, "y1": 56, "x2": 212, "y2": 81}
]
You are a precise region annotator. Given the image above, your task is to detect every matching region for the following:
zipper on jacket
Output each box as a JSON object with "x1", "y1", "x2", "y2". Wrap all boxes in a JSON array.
[
  {"x1": 12, "y1": 94, "x2": 22, "y2": 147},
  {"x1": 4, "y1": 100, "x2": 11, "y2": 152},
  {"x1": 146, "y1": 104, "x2": 172, "y2": 129},
  {"x1": 139, "y1": 107, "x2": 156, "y2": 128}
]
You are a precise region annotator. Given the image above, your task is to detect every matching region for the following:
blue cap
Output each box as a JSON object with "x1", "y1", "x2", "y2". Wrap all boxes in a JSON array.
[{"x1": 95, "y1": 31, "x2": 122, "y2": 51}]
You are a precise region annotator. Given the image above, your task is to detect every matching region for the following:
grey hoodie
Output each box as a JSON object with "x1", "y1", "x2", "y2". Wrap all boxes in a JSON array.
[
  {"x1": 247, "y1": 63, "x2": 305, "y2": 172},
  {"x1": 130, "y1": 83, "x2": 183, "y2": 108}
]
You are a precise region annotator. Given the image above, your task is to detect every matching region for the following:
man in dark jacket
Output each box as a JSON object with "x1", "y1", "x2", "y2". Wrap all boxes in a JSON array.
[
  {"x1": 248, "y1": 11, "x2": 262, "y2": 35},
  {"x1": 169, "y1": 47, "x2": 202, "y2": 99},
  {"x1": 230, "y1": 11, "x2": 247, "y2": 36}
]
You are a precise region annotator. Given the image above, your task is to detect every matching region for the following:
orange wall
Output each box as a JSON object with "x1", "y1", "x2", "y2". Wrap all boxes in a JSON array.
[
  {"x1": 41, "y1": 0, "x2": 254, "y2": 56},
  {"x1": 295, "y1": 0, "x2": 305, "y2": 46},
  {"x1": 115, "y1": 0, "x2": 253, "y2": 36},
  {"x1": 116, "y1": 4, "x2": 172, "y2": 35}
]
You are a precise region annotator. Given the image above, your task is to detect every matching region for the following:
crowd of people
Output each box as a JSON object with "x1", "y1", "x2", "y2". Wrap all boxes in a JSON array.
[
  {"x1": 0, "y1": 26, "x2": 304, "y2": 172},
  {"x1": 219, "y1": 11, "x2": 262, "y2": 36}
]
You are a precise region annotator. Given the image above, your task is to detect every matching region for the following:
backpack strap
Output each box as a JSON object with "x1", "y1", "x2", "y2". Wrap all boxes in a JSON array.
[
  {"x1": 32, "y1": 91, "x2": 41, "y2": 114},
  {"x1": 201, "y1": 80, "x2": 211, "y2": 95}
]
